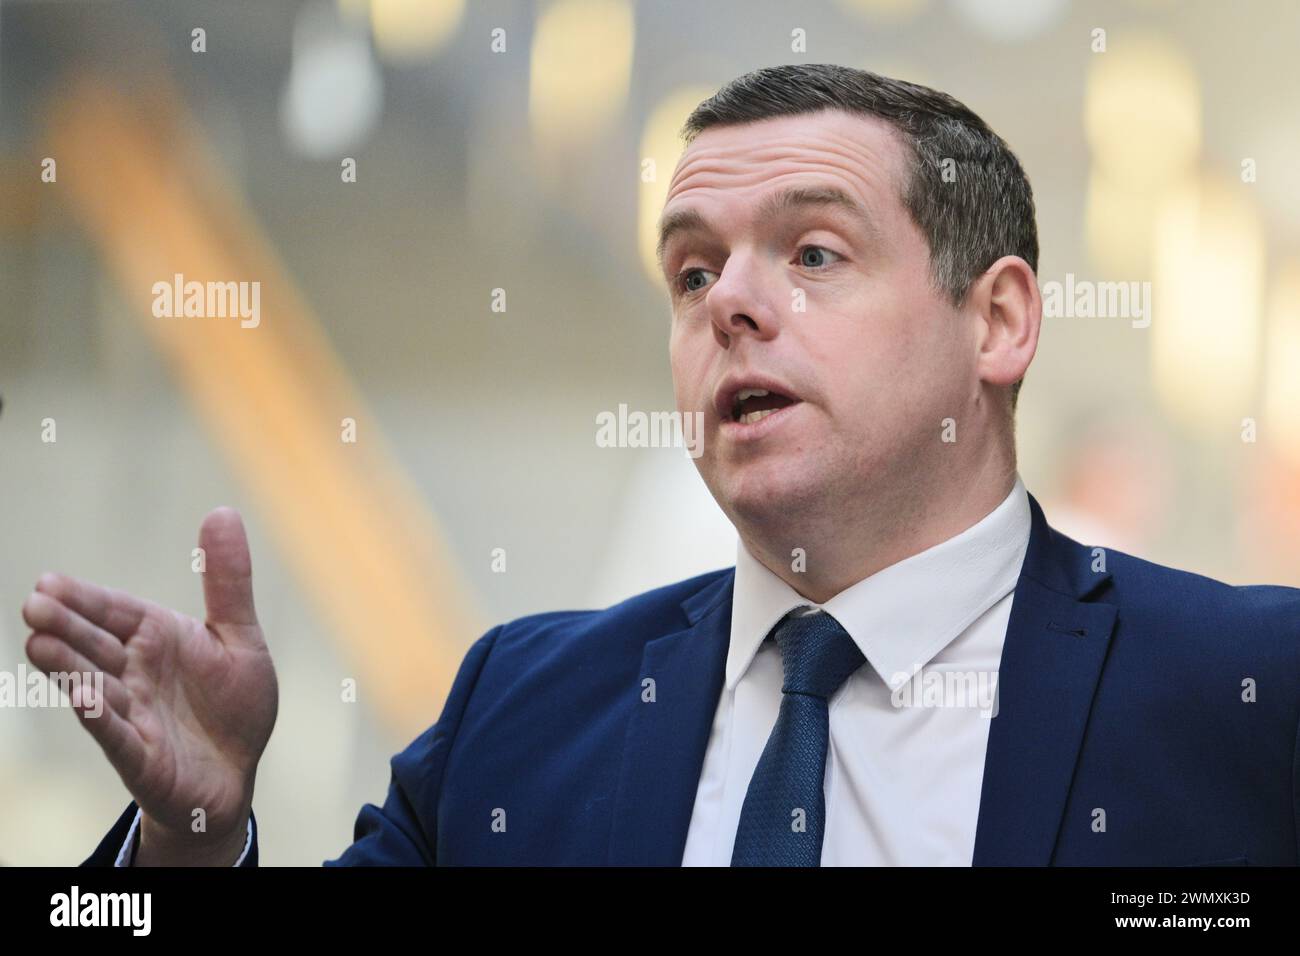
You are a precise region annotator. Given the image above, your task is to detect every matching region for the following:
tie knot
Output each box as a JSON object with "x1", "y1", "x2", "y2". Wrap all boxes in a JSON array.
[{"x1": 770, "y1": 609, "x2": 865, "y2": 700}]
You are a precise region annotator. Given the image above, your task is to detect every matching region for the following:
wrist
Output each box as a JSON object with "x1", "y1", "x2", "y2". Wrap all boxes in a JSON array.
[{"x1": 135, "y1": 811, "x2": 250, "y2": 867}]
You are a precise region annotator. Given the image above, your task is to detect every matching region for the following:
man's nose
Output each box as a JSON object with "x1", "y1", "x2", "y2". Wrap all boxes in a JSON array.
[{"x1": 707, "y1": 255, "x2": 781, "y2": 347}]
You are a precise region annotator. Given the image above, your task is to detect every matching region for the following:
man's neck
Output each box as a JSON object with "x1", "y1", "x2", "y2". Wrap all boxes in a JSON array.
[{"x1": 738, "y1": 461, "x2": 1018, "y2": 605}]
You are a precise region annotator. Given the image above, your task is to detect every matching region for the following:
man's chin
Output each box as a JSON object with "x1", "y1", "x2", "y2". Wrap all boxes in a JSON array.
[{"x1": 713, "y1": 466, "x2": 823, "y2": 527}]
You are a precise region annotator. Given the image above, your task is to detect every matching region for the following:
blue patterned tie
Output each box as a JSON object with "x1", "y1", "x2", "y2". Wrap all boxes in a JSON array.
[{"x1": 730, "y1": 608, "x2": 866, "y2": 866}]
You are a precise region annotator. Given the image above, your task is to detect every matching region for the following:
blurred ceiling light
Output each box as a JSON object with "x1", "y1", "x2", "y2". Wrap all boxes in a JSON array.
[
  {"x1": 282, "y1": 0, "x2": 383, "y2": 159},
  {"x1": 1263, "y1": 263, "x2": 1300, "y2": 467},
  {"x1": 834, "y1": 0, "x2": 929, "y2": 20},
  {"x1": 1083, "y1": 166, "x2": 1173, "y2": 275},
  {"x1": 1085, "y1": 34, "x2": 1200, "y2": 190},
  {"x1": 367, "y1": 0, "x2": 464, "y2": 63},
  {"x1": 950, "y1": 0, "x2": 1069, "y2": 41},
  {"x1": 530, "y1": 0, "x2": 634, "y2": 149},
  {"x1": 638, "y1": 86, "x2": 715, "y2": 285},
  {"x1": 1151, "y1": 176, "x2": 1264, "y2": 435}
]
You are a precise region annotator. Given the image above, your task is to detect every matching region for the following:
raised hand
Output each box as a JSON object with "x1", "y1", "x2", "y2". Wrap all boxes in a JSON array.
[{"x1": 23, "y1": 507, "x2": 278, "y2": 865}]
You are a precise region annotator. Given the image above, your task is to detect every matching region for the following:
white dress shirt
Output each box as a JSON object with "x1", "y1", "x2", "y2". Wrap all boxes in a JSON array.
[{"x1": 681, "y1": 474, "x2": 1032, "y2": 866}]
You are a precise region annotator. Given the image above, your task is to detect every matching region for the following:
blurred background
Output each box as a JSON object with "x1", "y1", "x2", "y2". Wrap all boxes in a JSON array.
[{"x1": 1, "y1": 0, "x2": 1298, "y2": 864}]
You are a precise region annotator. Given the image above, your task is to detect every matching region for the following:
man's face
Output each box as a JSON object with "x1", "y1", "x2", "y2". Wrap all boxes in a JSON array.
[{"x1": 661, "y1": 108, "x2": 978, "y2": 530}]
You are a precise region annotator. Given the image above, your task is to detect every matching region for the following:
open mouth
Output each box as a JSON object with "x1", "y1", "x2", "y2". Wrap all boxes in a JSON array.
[{"x1": 730, "y1": 387, "x2": 799, "y2": 424}]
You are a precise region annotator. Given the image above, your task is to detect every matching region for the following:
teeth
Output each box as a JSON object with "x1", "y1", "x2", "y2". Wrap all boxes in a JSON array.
[
  {"x1": 738, "y1": 408, "x2": 778, "y2": 425},
  {"x1": 737, "y1": 387, "x2": 770, "y2": 401}
]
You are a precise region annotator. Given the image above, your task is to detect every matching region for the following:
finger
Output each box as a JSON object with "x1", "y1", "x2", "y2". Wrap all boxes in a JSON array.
[
  {"x1": 21, "y1": 591, "x2": 129, "y2": 677},
  {"x1": 24, "y1": 633, "x2": 133, "y2": 725},
  {"x1": 33, "y1": 571, "x2": 147, "y2": 642},
  {"x1": 26, "y1": 634, "x2": 148, "y2": 787},
  {"x1": 198, "y1": 507, "x2": 259, "y2": 632}
]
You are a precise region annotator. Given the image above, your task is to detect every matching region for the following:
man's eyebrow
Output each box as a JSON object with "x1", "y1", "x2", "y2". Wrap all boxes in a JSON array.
[
  {"x1": 656, "y1": 207, "x2": 709, "y2": 268},
  {"x1": 656, "y1": 185, "x2": 876, "y2": 268}
]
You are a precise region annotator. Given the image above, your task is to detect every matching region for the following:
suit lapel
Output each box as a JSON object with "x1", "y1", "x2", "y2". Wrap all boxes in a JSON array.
[
  {"x1": 606, "y1": 572, "x2": 733, "y2": 865},
  {"x1": 972, "y1": 491, "x2": 1118, "y2": 865}
]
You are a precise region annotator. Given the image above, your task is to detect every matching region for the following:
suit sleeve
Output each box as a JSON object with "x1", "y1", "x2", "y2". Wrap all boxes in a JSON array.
[
  {"x1": 81, "y1": 802, "x2": 259, "y2": 867},
  {"x1": 324, "y1": 623, "x2": 503, "y2": 866}
]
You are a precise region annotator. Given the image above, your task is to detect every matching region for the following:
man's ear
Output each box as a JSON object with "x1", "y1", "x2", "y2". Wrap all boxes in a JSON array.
[{"x1": 969, "y1": 255, "x2": 1041, "y2": 394}]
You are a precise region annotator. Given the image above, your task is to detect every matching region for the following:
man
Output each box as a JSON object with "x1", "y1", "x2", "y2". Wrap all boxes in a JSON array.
[{"x1": 24, "y1": 64, "x2": 1299, "y2": 866}]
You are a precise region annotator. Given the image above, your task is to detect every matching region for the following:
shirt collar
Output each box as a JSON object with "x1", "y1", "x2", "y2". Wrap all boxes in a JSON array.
[{"x1": 727, "y1": 473, "x2": 1032, "y2": 690}]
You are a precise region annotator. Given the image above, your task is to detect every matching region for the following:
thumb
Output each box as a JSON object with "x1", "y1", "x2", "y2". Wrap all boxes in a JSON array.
[{"x1": 198, "y1": 507, "x2": 259, "y2": 631}]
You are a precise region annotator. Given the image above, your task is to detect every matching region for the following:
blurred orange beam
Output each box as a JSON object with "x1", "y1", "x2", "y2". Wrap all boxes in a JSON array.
[{"x1": 44, "y1": 75, "x2": 484, "y2": 739}]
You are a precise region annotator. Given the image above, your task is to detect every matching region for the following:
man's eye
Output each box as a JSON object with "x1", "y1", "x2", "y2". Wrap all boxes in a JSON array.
[
  {"x1": 673, "y1": 248, "x2": 838, "y2": 296},
  {"x1": 798, "y1": 245, "x2": 842, "y2": 269},
  {"x1": 675, "y1": 268, "x2": 717, "y2": 296}
]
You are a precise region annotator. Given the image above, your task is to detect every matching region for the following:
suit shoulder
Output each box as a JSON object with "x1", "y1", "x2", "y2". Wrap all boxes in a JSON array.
[
  {"x1": 1097, "y1": 545, "x2": 1300, "y2": 659},
  {"x1": 491, "y1": 566, "x2": 733, "y2": 649},
  {"x1": 1103, "y1": 545, "x2": 1300, "y2": 611}
]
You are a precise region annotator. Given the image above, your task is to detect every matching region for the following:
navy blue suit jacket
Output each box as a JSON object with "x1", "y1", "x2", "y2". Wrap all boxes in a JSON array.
[{"x1": 86, "y1": 492, "x2": 1300, "y2": 865}]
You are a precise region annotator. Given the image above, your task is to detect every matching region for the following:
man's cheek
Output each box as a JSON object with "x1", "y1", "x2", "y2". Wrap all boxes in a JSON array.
[{"x1": 672, "y1": 363, "x2": 707, "y2": 411}]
